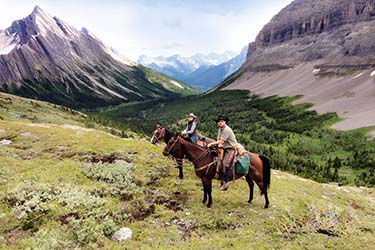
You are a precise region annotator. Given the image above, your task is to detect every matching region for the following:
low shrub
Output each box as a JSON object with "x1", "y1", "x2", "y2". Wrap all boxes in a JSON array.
[{"x1": 82, "y1": 160, "x2": 141, "y2": 200}]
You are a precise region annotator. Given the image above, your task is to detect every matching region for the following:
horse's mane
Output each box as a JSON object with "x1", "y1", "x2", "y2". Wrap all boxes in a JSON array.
[
  {"x1": 180, "y1": 137, "x2": 208, "y2": 151},
  {"x1": 164, "y1": 127, "x2": 174, "y2": 144}
]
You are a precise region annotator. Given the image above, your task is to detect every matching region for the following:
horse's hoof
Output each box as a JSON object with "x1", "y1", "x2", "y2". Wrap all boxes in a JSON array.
[
  {"x1": 202, "y1": 200, "x2": 207, "y2": 204},
  {"x1": 206, "y1": 203, "x2": 212, "y2": 208},
  {"x1": 248, "y1": 200, "x2": 252, "y2": 204},
  {"x1": 264, "y1": 204, "x2": 269, "y2": 209}
]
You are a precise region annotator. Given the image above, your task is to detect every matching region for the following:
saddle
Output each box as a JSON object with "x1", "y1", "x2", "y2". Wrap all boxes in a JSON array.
[{"x1": 214, "y1": 145, "x2": 251, "y2": 180}]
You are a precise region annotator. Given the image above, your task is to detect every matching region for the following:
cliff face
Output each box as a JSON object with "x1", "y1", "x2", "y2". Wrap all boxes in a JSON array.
[
  {"x1": 223, "y1": 0, "x2": 375, "y2": 133},
  {"x1": 0, "y1": 7, "x2": 194, "y2": 108},
  {"x1": 243, "y1": 0, "x2": 375, "y2": 70},
  {"x1": 257, "y1": 0, "x2": 375, "y2": 46}
]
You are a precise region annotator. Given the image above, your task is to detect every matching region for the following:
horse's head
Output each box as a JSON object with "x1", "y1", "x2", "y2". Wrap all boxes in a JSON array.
[
  {"x1": 163, "y1": 135, "x2": 184, "y2": 159},
  {"x1": 151, "y1": 126, "x2": 165, "y2": 145}
]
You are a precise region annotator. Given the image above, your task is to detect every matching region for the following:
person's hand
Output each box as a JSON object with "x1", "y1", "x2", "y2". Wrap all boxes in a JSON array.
[{"x1": 207, "y1": 143, "x2": 214, "y2": 148}]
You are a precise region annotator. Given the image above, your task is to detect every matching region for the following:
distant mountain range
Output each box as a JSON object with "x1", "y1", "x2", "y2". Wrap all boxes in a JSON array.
[
  {"x1": 221, "y1": 0, "x2": 375, "y2": 133},
  {"x1": 138, "y1": 49, "x2": 247, "y2": 90},
  {"x1": 0, "y1": 6, "x2": 197, "y2": 108}
]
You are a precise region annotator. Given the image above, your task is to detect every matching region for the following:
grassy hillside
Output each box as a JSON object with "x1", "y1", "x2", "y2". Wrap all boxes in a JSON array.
[
  {"x1": 0, "y1": 92, "x2": 375, "y2": 249},
  {"x1": 96, "y1": 90, "x2": 375, "y2": 187},
  {"x1": 139, "y1": 65, "x2": 201, "y2": 96}
]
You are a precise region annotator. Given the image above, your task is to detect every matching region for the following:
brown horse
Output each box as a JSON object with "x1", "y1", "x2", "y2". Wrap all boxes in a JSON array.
[
  {"x1": 163, "y1": 135, "x2": 270, "y2": 208},
  {"x1": 150, "y1": 126, "x2": 185, "y2": 179},
  {"x1": 151, "y1": 125, "x2": 213, "y2": 179}
]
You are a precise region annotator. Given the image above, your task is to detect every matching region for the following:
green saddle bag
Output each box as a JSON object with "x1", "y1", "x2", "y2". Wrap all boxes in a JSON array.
[{"x1": 235, "y1": 154, "x2": 250, "y2": 175}]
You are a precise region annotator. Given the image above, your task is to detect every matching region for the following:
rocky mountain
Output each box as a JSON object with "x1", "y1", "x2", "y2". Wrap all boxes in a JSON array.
[
  {"x1": 0, "y1": 6, "x2": 196, "y2": 108},
  {"x1": 138, "y1": 51, "x2": 237, "y2": 88},
  {"x1": 222, "y1": 0, "x2": 375, "y2": 132},
  {"x1": 184, "y1": 46, "x2": 247, "y2": 90}
]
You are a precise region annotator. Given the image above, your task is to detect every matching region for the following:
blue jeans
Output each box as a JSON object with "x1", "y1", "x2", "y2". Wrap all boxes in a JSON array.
[{"x1": 190, "y1": 134, "x2": 197, "y2": 143}]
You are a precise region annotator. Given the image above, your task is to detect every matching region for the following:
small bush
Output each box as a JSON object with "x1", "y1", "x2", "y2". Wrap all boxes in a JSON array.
[
  {"x1": 276, "y1": 205, "x2": 355, "y2": 238},
  {"x1": 4, "y1": 181, "x2": 58, "y2": 230},
  {"x1": 82, "y1": 160, "x2": 141, "y2": 200},
  {"x1": 57, "y1": 187, "x2": 105, "y2": 211}
]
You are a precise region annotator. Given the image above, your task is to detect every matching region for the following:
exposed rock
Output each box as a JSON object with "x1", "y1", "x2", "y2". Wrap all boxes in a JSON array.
[
  {"x1": 111, "y1": 227, "x2": 132, "y2": 242},
  {"x1": 238, "y1": 0, "x2": 375, "y2": 68},
  {"x1": 0, "y1": 139, "x2": 12, "y2": 145}
]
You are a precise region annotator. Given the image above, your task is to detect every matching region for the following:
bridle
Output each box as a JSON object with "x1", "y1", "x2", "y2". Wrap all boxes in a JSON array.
[{"x1": 151, "y1": 127, "x2": 165, "y2": 144}]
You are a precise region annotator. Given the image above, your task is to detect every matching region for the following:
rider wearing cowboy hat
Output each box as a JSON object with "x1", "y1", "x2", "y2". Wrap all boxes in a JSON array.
[
  {"x1": 182, "y1": 113, "x2": 198, "y2": 143},
  {"x1": 207, "y1": 115, "x2": 238, "y2": 191}
]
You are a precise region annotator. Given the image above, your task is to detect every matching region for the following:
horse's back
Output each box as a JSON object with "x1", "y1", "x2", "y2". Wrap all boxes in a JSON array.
[{"x1": 248, "y1": 152, "x2": 262, "y2": 168}]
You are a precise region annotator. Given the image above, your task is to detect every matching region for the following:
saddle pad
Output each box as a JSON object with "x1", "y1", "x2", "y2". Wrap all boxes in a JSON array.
[{"x1": 235, "y1": 154, "x2": 250, "y2": 175}]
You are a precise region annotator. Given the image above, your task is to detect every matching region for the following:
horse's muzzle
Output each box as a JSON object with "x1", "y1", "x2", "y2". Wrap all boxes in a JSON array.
[{"x1": 162, "y1": 151, "x2": 169, "y2": 156}]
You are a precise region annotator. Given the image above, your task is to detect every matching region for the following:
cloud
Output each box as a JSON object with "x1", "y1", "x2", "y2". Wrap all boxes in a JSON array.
[
  {"x1": 141, "y1": 42, "x2": 184, "y2": 51},
  {"x1": 0, "y1": 0, "x2": 294, "y2": 60},
  {"x1": 162, "y1": 17, "x2": 182, "y2": 29}
]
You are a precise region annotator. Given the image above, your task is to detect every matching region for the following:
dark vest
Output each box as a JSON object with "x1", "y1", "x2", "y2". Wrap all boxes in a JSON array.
[{"x1": 187, "y1": 121, "x2": 197, "y2": 135}]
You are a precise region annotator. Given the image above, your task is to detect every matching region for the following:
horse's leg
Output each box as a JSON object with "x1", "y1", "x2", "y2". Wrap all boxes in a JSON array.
[
  {"x1": 263, "y1": 187, "x2": 269, "y2": 209},
  {"x1": 178, "y1": 166, "x2": 183, "y2": 179},
  {"x1": 177, "y1": 159, "x2": 183, "y2": 179},
  {"x1": 245, "y1": 175, "x2": 254, "y2": 203},
  {"x1": 203, "y1": 177, "x2": 213, "y2": 208},
  {"x1": 201, "y1": 178, "x2": 207, "y2": 204}
]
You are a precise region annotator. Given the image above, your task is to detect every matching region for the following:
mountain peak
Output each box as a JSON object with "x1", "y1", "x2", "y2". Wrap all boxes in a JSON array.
[{"x1": 31, "y1": 5, "x2": 46, "y2": 17}]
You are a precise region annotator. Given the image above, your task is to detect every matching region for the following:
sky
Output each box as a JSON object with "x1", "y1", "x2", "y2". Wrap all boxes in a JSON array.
[{"x1": 0, "y1": 0, "x2": 293, "y2": 60}]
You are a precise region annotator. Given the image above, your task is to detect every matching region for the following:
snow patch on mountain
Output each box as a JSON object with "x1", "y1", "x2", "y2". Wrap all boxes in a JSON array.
[{"x1": 0, "y1": 31, "x2": 19, "y2": 55}]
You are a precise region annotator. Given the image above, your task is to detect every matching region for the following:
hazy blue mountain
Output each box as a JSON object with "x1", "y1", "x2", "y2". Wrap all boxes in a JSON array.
[
  {"x1": 138, "y1": 51, "x2": 237, "y2": 86},
  {"x1": 183, "y1": 46, "x2": 248, "y2": 90}
]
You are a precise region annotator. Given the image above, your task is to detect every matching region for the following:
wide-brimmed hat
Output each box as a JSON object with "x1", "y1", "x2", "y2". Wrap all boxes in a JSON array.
[
  {"x1": 214, "y1": 115, "x2": 229, "y2": 122},
  {"x1": 186, "y1": 113, "x2": 197, "y2": 119}
]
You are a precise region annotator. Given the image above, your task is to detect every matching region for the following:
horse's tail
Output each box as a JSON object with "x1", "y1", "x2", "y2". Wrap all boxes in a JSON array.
[{"x1": 259, "y1": 155, "x2": 271, "y2": 194}]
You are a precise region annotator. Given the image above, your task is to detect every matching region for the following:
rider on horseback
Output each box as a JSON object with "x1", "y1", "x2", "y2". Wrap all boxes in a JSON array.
[
  {"x1": 182, "y1": 113, "x2": 198, "y2": 143},
  {"x1": 207, "y1": 115, "x2": 238, "y2": 191}
]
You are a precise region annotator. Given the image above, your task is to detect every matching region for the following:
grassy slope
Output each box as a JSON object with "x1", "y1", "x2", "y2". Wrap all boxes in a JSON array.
[
  {"x1": 139, "y1": 65, "x2": 201, "y2": 96},
  {"x1": 1, "y1": 92, "x2": 375, "y2": 249}
]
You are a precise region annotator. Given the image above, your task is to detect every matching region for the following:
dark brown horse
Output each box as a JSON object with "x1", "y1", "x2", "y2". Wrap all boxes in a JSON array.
[
  {"x1": 151, "y1": 126, "x2": 185, "y2": 179},
  {"x1": 151, "y1": 125, "x2": 214, "y2": 179},
  {"x1": 163, "y1": 135, "x2": 270, "y2": 208}
]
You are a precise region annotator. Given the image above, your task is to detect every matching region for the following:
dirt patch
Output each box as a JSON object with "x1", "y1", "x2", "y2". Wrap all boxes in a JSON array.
[
  {"x1": 152, "y1": 217, "x2": 196, "y2": 241},
  {"x1": 147, "y1": 166, "x2": 170, "y2": 186},
  {"x1": 316, "y1": 228, "x2": 339, "y2": 237},
  {"x1": 145, "y1": 190, "x2": 188, "y2": 212},
  {"x1": 4, "y1": 228, "x2": 31, "y2": 245},
  {"x1": 130, "y1": 204, "x2": 155, "y2": 221},
  {"x1": 87, "y1": 153, "x2": 133, "y2": 163},
  {"x1": 59, "y1": 212, "x2": 80, "y2": 225},
  {"x1": 172, "y1": 217, "x2": 196, "y2": 240}
]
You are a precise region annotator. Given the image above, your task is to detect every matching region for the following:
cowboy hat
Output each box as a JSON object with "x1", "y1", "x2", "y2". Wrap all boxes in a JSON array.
[
  {"x1": 186, "y1": 113, "x2": 197, "y2": 119},
  {"x1": 214, "y1": 115, "x2": 229, "y2": 122}
]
